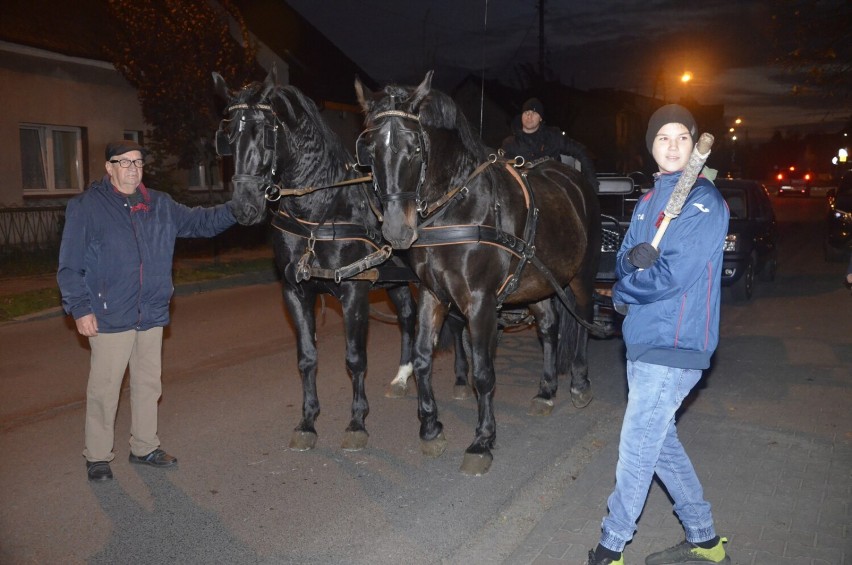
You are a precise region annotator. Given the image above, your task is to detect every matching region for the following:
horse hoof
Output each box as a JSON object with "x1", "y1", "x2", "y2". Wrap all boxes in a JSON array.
[
  {"x1": 571, "y1": 387, "x2": 593, "y2": 408},
  {"x1": 460, "y1": 451, "x2": 493, "y2": 475},
  {"x1": 453, "y1": 384, "x2": 472, "y2": 400},
  {"x1": 341, "y1": 430, "x2": 369, "y2": 451},
  {"x1": 385, "y1": 382, "x2": 408, "y2": 398},
  {"x1": 289, "y1": 430, "x2": 317, "y2": 451},
  {"x1": 420, "y1": 432, "x2": 448, "y2": 458},
  {"x1": 528, "y1": 396, "x2": 554, "y2": 416}
]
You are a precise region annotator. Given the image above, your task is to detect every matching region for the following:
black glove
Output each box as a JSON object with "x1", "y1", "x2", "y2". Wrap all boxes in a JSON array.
[{"x1": 627, "y1": 242, "x2": 660, "y2": 269}]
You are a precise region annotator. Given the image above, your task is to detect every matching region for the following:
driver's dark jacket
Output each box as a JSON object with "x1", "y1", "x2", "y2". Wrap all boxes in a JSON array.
[
  {"x1": 500, "y1": 115, "x2": 598, "y2": 189},
  {"x1": 57, "y1": 176, "x2": 236, "y2": 333}
]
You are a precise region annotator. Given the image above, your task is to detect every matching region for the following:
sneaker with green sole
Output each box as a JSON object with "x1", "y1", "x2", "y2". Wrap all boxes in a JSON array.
[
  {"x1": 587, "y1": 549, "x2": 624, "y2": 565},
  {"x1": 645, "y1": 537, "x2": 730, "y2": 564}
]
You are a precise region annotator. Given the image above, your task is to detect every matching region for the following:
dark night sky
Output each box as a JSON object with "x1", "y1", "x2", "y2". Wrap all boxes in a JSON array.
[{"x1": 285, "y1": 0, "x2": 850, "y2": 143}]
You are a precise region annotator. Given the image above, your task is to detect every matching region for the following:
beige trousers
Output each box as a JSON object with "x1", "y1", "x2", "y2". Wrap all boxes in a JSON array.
[{"x1": 83, "y1": 327, "x2": 164, "y2": 462}]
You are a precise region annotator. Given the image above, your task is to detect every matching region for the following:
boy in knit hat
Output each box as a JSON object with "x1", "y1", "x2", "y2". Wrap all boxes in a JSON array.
[{"x1": 587, "y1": 105, "x2": 731, "y2": 565}]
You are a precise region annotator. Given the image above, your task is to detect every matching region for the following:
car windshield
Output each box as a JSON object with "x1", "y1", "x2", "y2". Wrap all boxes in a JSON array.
[{"x1": 721, "y1": 188, "x2": 747, "y2": 219}]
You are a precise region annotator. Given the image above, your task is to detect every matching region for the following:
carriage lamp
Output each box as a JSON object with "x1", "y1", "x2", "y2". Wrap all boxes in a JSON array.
[{"x1": 723, "y1": 233, "x2": 738, "y2": 252}]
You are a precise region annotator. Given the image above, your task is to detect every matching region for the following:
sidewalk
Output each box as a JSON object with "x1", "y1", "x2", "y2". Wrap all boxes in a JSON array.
[{"x1": 505, "y1": 410, "x2": 849, "y2": 565}]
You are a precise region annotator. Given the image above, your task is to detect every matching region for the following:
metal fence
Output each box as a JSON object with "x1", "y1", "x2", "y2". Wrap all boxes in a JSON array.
[{"x1": 0, "y1": 206, "x2": 65, "y2": 253}]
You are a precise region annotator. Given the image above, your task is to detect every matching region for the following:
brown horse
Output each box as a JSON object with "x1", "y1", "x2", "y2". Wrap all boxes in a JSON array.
[{"x1": 355, "y1": 71, "x2": 604, "y2": 474}]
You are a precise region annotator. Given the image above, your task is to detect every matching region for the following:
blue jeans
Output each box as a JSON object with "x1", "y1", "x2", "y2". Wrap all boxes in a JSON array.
[{"x1": 600, "y1": 360, "x2": 716, "y2": 552}]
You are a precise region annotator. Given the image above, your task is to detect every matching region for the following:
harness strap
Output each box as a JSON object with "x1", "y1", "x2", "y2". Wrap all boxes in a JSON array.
[
  {"x1": 410, "y1": 224, "x2": 608, "y2": 337},
  {"x1": 496, "y1": 169, "x2": 539, "y2": 307},
  {"x1": 419, "y1": 159, "x2": 493, "y2": 219},
  {"x1": 267, "y1": 174, "x2": 373, "y2": 199},
  {"x1": 271, "y1": 208, "x2": 383, "y2": 247}
]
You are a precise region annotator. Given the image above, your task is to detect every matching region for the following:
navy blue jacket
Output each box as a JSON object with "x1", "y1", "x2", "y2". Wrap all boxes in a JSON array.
[
  {"x1": 613, "y1": 170, "x2": 729, "y2": 369},
  {"x1": 57, "y1": 176, "x2": 236, "y2": 333}
]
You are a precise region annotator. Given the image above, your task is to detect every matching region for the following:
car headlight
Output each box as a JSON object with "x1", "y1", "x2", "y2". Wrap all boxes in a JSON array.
[
  {"x1": 834, "y1": 208, "x2": 852, "y2": 223},
  {"x1": 724, "y1": 233, "x2": 738, "y2": 252}
]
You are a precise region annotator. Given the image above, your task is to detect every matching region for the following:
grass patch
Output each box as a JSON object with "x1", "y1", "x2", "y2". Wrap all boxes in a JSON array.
[
  {"x1": 0, "y1": 257, "x2": 275, "y2": 322},
  {"x1": 0, "y1": 287, "x2": 62, "y2": 322},
  {"x1": 172, "y1": 257, "x2": 275, "y2": 284}
]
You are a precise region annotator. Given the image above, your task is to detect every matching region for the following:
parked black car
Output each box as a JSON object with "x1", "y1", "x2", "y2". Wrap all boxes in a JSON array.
[
  {"x1": 824, "y1": 170, "x2": 852, "y2": 261},
  {"x1": 715, "y1": 178, "x2": 779, "y2": 300}
]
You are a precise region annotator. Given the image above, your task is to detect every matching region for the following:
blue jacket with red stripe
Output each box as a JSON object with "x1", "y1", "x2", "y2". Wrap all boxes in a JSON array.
[
  {"x1": 612, "y1": 170, "x2": 729, "y2": 369},
  {"x1": 57, "y1": 176, "x2": 236, "y2": 333}
]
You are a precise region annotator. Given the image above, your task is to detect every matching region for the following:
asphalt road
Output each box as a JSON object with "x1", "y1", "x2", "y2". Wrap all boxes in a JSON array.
[{"x1": 1, "y1": 193, "x2": 848, "y2": 564}]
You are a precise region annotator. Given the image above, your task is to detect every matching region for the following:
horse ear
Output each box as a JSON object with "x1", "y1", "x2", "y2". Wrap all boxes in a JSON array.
[
  {"x1": 261, "y1": 65, "x2": 277, "y2": 99},
  {"x1": 354, "y1": 76, "x2": 373, "y2": 113},
  {"x1": 410, "y1": 70, "x2": 434, "y2": 111},
  {"x1": 212, "y1": 71, "x2": 230, "y2": 100},
  {"x1": 266, "y1": 64, "x2": 278, "y2": 86}
]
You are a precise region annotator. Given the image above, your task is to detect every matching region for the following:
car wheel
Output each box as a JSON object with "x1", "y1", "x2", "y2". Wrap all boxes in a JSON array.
[
  {"x1": 731, "y1": 256, "x2": 755, "y2": 301},
  {"x1": 758, "y1": 251, "x2": 778, "y2": 282}
]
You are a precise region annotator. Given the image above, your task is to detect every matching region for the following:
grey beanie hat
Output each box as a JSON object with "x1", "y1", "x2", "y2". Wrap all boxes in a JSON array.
[
  {"x1": 105, "y1": 139, "x2": 148, "y2": 161},
  {"x1": 646, "y1": 104, "x2": 697, "y2": 153}
]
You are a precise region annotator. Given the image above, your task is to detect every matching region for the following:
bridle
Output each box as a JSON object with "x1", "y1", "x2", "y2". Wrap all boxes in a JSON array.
[
  {"x1": 216, "y1": 101, "x2": 285, "y2": 202},
  {"x1": 356, "y1": 110, "x2": 429, "y2": 215}
]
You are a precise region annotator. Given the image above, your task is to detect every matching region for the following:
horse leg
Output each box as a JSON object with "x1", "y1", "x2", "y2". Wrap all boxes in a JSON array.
[
  {"x1": 567, "y1": 279, "x2": 594, "y2": 408},
  {"x1": 339, "y1": 282, "x2": 371, "y2": 450},
  {"x1": 282, "y1": 286, "x2": 320, "y2": 451},
  {"x1": 384, "y1": 284, "x2": 416, "y2": 398},
  {"x1": 413, "y1": 291, "x2": 448, "y2": 458},
  {"x1": 527, "y1": 299, "x2": 560, "y2": 416},
  {"x1": 460, "y1": 300, "x2": 500, "y2": 475},
  {"x1": 447, "y1": 313, "x2": 472, "y2": 400}
]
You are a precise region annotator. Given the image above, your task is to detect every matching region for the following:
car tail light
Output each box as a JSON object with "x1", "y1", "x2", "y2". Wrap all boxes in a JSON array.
[{"x1": 804, "y1": 173, "x2": 811, "y2": 181}]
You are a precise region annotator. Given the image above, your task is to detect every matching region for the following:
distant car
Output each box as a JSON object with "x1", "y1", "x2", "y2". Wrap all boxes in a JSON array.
[
  {"x1": 775, "y1": 167, "x2": 812, "y2": 197},
  {"x1": 824, "y1": 171, "x2": 852, "y2": 261},
  {"x1": 716, "y1": 178, "x2": 779, "y2": 300}
]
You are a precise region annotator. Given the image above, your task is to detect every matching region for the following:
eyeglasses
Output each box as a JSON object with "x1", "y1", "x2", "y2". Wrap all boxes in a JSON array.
[{"x1": 109, "y1": 159, "x2": 146, "y2": 168}]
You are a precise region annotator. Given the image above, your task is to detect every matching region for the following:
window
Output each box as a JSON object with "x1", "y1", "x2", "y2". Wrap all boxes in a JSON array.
[
  {"x1": 20, "y1": 124, "x2": 85, "y2": 195},
  {"x1": 189, "y1": 158, "x2": 223, "y2": 191}
]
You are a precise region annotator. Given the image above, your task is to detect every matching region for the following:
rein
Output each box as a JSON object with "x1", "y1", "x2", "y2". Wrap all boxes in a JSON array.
[{"x1": 223, "y1": 96, "x2": 390, "y2": 284}]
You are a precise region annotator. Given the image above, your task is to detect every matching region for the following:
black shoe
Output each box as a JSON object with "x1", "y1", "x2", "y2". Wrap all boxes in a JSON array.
[
  {"x1": 86, "y1": 460, "x2": 113, "y2": 481},
  {"x1": 129, "y1": 448, "x2": 177, "y2": 467},
  {"x1": 587, "y1": 548, "x2": 624, "y2": 564}
]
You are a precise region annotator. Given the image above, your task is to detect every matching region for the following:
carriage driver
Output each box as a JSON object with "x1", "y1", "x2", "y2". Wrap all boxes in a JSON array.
[
  {"x1": 499, "y1": 97, "x2": 598, "y2": 189},
  {"x1": 57, "y1": 140, "x2": 237, "y2": 481}
]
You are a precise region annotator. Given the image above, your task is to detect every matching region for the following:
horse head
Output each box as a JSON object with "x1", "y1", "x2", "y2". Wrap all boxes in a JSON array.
[
  {"x1": 355, "y1": 72, "x2": 436, "y2": 249},
  {"x1": 356, "y1": 71, "x2": 486, "y2": 249},
  {"x1": 213, "y1": 67, "x2": 283, "y2": 225}
]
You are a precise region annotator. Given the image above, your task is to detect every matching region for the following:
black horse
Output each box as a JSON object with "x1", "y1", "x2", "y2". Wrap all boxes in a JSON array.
[
  {"x1": 355, "y1": 71, "x2": 604, "y2": 474},
  {"x1": 213, "y1": 67, "x2": 425, "y2": 451}
]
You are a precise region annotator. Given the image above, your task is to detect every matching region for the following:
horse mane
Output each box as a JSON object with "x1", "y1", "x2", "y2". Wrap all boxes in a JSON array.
[
  {"x1": 271, "y1": 85, "x2": 353, "y2": 169},
  {"x1": 230, "y1": 79, "x2": 354, "y2": 177},
  {"x1": 412, "y1": 88, "x2": 487, "y2": 163},
  {"x1": 371, "y1": 84, "x2": 487, "y2": 164}
]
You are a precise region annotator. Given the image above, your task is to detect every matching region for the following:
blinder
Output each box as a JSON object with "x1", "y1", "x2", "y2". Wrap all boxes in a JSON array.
[
  {"x1": 215, "y1": 121, "x2": 278, "y2": 158},
  {"x1": 355, "y1": 129, "x2": 373, "y2": 168},
  {"x1": 215, "y1": 128, "x2": 231, "y2": 157}
]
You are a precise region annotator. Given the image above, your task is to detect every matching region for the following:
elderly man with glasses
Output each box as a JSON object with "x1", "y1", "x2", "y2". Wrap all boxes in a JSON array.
[{"x1": 58, "y1": 140, "x2": 237, "y2": 481}]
